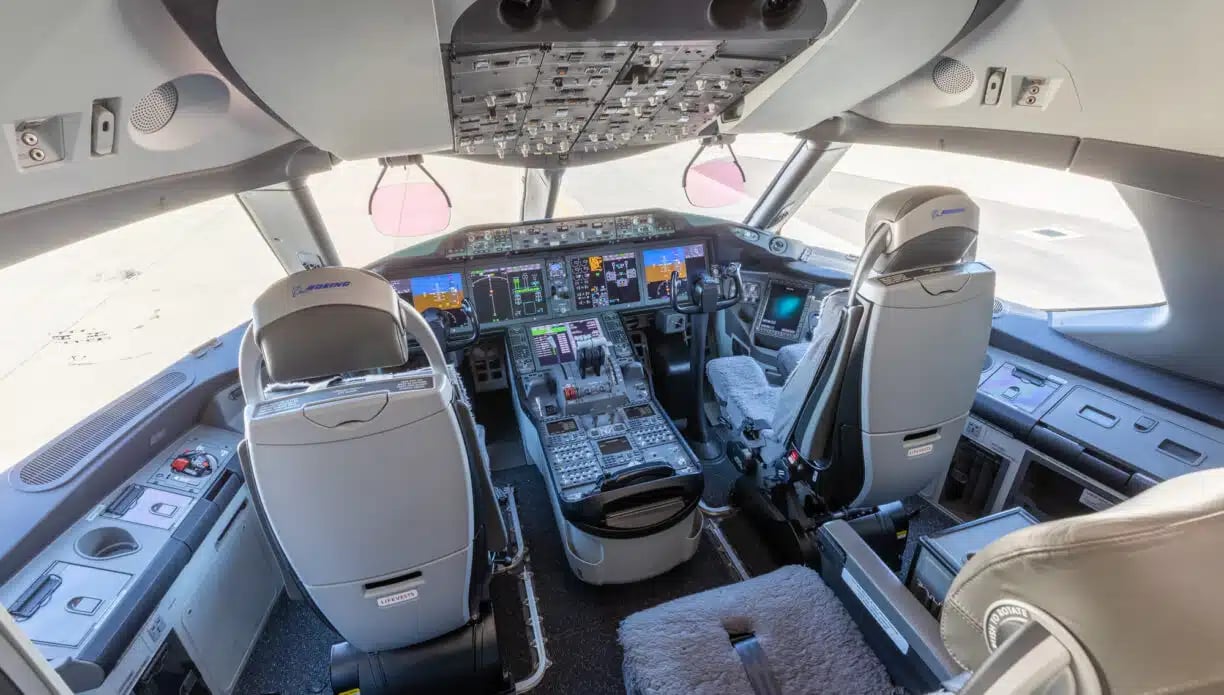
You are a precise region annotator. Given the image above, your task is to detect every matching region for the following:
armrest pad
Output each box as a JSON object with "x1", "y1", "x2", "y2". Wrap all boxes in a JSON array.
[{"x1": 819, "y1": 520, "x2": 962, "y2": 684}]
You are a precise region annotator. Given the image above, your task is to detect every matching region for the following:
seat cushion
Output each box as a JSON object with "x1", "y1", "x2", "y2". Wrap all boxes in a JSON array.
[
  {"x1": 707, "y1": 355, "x2": 779, "y2": 431},
  {"x1": 620, "y1": 565, "x2": 902, "y2": 695},
  {"x1": 776, "y1": 341, "x2": 810, "y2": 378}
]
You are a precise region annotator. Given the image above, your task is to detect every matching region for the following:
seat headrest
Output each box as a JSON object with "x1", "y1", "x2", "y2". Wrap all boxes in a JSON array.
[
  {"x1": 941, "y1": 469, "x2": 1224, "y2": 693},
  {"x1": 251, "y1": 267, "x2": 409, "y2": 383},
  {"x1": 864, "y1": 185, "x2": 979, "y2": 274}
]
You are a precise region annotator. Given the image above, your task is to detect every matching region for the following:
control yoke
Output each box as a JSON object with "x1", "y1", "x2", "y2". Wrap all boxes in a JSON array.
[
  {"x1": 670, "y1": 263, "x2": 742, "y2": 460},
  {"x1": 669, "y1": 263, "x2": 743, "y2": 315},
  {"x1": 421, "y1": 298, "x2": 481, "y2": 351}
]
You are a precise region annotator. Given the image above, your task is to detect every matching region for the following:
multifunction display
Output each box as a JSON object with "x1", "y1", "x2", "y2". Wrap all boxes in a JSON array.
[
  {"x1": 390, "y1": 272, "x2": 467, "y2": 323},
  {"x1": 759, "y1": 281, "x2": 808, "y2": 337},
  {"x1": 546, "y1": 418, "x2": 580, "y2": 436},
  {"x1": 625, "y1": 404, "x2": 655, "y2": 419},
  {"x1": 596, "y1": 437, "x2": 634, "y2": 456},
  {"x1": 570, "y1": 252, "x2": 641, "y2": 310},
  {"x1": 531, "y1": 318, "x2": 604, "y2": 367},
  {"x1": 468, "y1": 262, "x2": 547, "y2": 324},
  {"x1": 642, "y1": 244, "x2": 707, "y2": 301}
]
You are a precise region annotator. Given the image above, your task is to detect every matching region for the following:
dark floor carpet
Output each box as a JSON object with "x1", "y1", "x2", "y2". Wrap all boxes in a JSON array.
[
  {"x1": 490, "y1": 463, "x2": 736, "y2": 695},
  {"x1": 899, "y1": 495, "x2": 959, "y2": 580},
  {"x1": 234, "y1": 593, "x2": 339, "y2": 695}
]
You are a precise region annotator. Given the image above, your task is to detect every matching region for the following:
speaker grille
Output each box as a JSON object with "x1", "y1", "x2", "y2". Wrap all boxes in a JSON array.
[
  {"x1": 15, "y1": 371, "x2": 190, "y2": 490},
  {"x1": 932, "y1": 57, "x2": 975, "y2": 94},
  {"x1": 992, "y1": 298, "x2": 1006, "y2": 317},
  {"x1": 130, "y1": 82, "x2": 179, "y2": 134}
]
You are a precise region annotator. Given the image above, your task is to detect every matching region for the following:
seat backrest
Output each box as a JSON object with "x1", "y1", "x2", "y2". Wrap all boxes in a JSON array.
[
  {"x1": 942, "y1": 469, "x2": 1224, "y2": 695},
  {"x1": 238, "y1": 266, "x2": 504, "y2": 652},
  {"x1": 780, "y1": 186, "x2": 995, "y2": 509}
]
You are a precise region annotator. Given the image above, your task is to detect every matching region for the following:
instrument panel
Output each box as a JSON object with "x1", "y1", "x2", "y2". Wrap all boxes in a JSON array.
[{"x1": 387, "y1": 239, "x2": 712, "y2": 330}]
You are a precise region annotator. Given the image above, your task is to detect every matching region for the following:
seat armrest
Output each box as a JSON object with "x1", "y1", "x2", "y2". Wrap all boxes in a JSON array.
[{"x1": 818, "y1": 519, "x2": 963, "y2": 692}]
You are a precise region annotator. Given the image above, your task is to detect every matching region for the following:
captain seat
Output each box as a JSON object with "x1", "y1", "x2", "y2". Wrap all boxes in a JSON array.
[
  {"x1": 236, "y1": 266, "x2": 507, "y2": 663},
  {"x1": 709, "y1": 186, "x2": 995, "y2": 509}
]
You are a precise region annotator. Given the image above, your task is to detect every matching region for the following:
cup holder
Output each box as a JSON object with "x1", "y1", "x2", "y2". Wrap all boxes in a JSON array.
[{"x1": 76, "y1": 527, "x2": 140, "y2": 560}]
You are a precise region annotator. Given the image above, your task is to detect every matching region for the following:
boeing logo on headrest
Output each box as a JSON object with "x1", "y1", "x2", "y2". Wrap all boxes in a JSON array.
[
  {"x1": 931, "y1": 207, "x2": 966, "y2": 219},
  {"x1": 292, "y1": 280, "x2": 351, "y2": 297}
]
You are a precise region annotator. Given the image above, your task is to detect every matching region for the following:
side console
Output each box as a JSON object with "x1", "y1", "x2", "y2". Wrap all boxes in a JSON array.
[
  {"x1": 0, "y1": 425, "x2": 279, "y2": 694},
  {"x1": 507, "y1": 312, "x2": 704, "y2": 584}
]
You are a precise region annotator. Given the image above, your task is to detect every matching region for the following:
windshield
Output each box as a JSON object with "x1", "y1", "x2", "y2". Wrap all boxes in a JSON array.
[
  {"x1": 312, "y1": 157, "x2": 527, "y2": 267},
  {"x1": 779, "y1": 144, "x2": 1164, "y2": 310},
  {"x1": 555, "y1": 133, "x2": 796, "y2": 219},
  {"x1": 312, "y1": 135, "x2": 800, "y2": 267}
]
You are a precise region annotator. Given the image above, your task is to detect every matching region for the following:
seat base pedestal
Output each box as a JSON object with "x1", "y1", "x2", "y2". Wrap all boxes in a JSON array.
[
  {"x1": 732, "y1": 475, "x2": 910, "y2": 571},
  {"x1": 329, "y1": 603, "x2": 510, "y2": 695},
  {"x1": 688, "y1": 436, "x2": 724, "y2": 461}
]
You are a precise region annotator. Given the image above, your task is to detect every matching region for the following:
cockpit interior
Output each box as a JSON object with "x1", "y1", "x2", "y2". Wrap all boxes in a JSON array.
[{"x1": 3, "y1": 1, "x2": 1224, "y2": 694}]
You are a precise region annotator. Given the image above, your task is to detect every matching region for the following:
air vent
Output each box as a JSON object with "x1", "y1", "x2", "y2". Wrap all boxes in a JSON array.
[
  {"x1": 130, "y1": 82, "x2": 179, "y2": 134},
  {"x1": 992, "y1": 298, "x2": 1006, "y2": 317},
  {"x1": 932, "y1": 57, "x2": 975, "y2": 94},
  {"x1": 14, "y1": 371, "x2": 190, "y2": 491}
]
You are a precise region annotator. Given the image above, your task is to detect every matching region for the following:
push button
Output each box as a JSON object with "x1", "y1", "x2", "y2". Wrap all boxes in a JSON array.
[{"x1": 1134, "y1": 416, "x2": 1158, "y2": 433}]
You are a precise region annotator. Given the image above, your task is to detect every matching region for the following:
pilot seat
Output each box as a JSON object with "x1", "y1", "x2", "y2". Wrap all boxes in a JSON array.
[
  {"x1": 237, "y1": 266, "x2": 512, "y2": 695},
  {"x1": 708, "y1": 186, "x2": 996, "y2": 566}
]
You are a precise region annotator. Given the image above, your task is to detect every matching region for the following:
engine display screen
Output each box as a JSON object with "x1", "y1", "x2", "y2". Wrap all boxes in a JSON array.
[
  {"x1": 759, "y1": 281, "x2": 808, "y2": 336},
  {"x1": 570, "y1": 252, "x2": 641, "y2": 310},
  {"x1": 642, "y1": 244, "x2": 707, "y2": 301},
  {"x1": 530, "y1": 318, "x2": 604, "y2": 367},
  {"x1": 390, "y1": 272, "x2": 467, "y2": 323},
  {"x1": 546, "y1": 418, "x2": 579, "y2": 435},
  {"x1": 624, "y1": 404, "x2": 655, "y2": 419},
  {"x1": 468, "y1": 262, "x2": 547, "y2": 324},
  {"x1": 597, "y1": 436, "x2": 634, "y2": 456}
]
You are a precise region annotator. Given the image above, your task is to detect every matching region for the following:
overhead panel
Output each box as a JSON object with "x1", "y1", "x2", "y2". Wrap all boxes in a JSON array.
[{"x1": 448, "y1": 40, "x2": 799, "y2": 163}]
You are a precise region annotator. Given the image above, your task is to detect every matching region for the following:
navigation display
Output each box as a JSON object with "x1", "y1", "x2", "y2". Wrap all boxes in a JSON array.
[
  {"x1": 642, "y1": 244, "x2": 707, "y2": 301},
  {"x1": 759, "y1": 281, "x2": 808, "y2": 336},
  {"x1": 389, "y1": 272, "x2": 467, "y2": 323},
  {"x1": 468, "y1": 262, "x2": 547, "y2": 324},
  {"x1": 570, "y1": 251, "x2": 641, "y2": 310},
  {"x1": 531, "y1": 318, "x2": 604, "y2": 367}
]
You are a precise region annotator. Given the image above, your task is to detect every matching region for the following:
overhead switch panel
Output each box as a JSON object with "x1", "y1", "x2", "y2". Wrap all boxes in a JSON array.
[{"x1": 447, "y1": 39, "x2": 804, "y2": 162}]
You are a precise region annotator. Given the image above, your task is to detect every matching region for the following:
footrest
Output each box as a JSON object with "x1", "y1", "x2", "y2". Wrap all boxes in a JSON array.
[{"x1": 619, "y1": 565, "x2": 898, "y2": 695}]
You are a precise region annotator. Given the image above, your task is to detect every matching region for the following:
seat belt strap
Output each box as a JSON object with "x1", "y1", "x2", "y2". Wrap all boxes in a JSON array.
[{"x1": 729, "y1": 633, "x2": 783, "y2": 695}]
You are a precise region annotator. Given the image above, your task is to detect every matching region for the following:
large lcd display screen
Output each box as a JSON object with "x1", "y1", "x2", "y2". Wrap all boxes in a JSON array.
[
  {"x1": 468, "y1": 262, "x2": 547, "y2": 324},
  {"x1": 759, "y1": 281, "x2": 808, "y2": 336},
  {"x1": 530, "y1": 318, "x2": 604, "y2": 367},
  {"x1": 570, "y1": 252, "x2": 641, "y2": 310},
  {"x1": 642, "y1": 244, "x2": 707, "y2": 301},
  {"x1": 389, "y1": 272, "x2": 467, "y2": 323}
]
